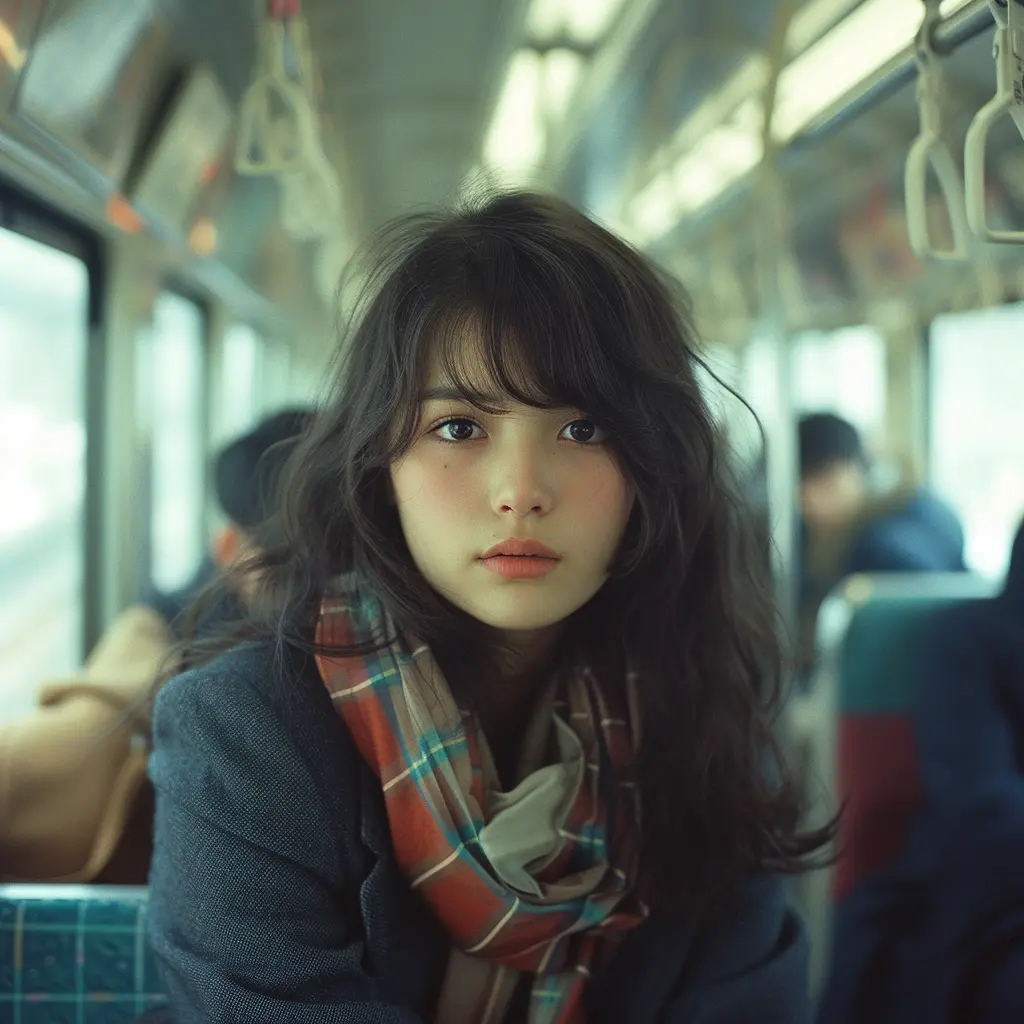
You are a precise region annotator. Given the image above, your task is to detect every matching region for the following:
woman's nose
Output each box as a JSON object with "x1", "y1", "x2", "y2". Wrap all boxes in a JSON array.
[{"x1": 489, "y1": 442, "x2": 555, "y2": 517}]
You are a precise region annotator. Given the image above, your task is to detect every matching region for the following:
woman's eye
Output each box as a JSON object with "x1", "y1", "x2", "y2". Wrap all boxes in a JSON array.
[
  {"x1": 434, "y1": 418, "x2": 483, "y2": 442},
  {"x1": 561, "y1": 419, "x2": 607, "y2": 444}
]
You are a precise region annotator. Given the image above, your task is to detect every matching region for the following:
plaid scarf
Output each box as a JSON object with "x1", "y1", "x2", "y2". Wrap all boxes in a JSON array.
[{"x1": 315, "y1": 580, "x2": 647, "y2": 1024}]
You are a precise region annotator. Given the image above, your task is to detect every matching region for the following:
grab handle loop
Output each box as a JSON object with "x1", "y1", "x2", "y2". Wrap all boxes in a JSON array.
[
  {"x1": 280, "y1": 146, "x2": 342, "y2": 240},
  {"x1": 235, "y1": 13, "x2": 318, "y2": 176},
  {"x1": 905, "y1": 0, "x2": 970, "y2": 262},
  {"x1": 964, "y1": 0, "x2": 1024, "y2": 243}
]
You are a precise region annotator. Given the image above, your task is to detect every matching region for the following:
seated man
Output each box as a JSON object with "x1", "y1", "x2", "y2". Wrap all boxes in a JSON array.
[
  {"x1": 0, "y1": 408, "x2": 313, "y2": 885},
  {"x1": 146, "y1": 407, "x2": 314, "y2": 630},
  {"x1": 798, "y1": 412, "x2": 965, "y2": 671}
]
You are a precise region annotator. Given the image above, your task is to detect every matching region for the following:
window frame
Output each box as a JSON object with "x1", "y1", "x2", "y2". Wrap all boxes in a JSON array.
[{"x1": 0, "y1": 176, "x2": 105, "y2": 655}]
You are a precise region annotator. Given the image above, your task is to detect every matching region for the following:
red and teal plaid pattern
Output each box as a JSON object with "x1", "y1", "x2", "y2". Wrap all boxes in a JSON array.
[
  {"x1": 315, "y1": 581, "x2": 646, "y2": 1023},
  {"x1": 0, "y1": 886, "x2": 168, "y2": 1023}
]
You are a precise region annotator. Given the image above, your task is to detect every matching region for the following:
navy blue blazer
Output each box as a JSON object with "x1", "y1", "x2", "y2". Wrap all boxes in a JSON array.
[
  {"x1": 147, "y1": 643, "x2": 811, "y2": 1023},
  {"x1": 816, "y1": 793, "x2": 1024, "y2": 1023}
]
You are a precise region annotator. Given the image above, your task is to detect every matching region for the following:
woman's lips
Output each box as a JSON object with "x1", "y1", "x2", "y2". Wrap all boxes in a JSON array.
[
  {"x1": 480, "y1": 537, "x2": 559, "y2": 559},
  {"x1": 479, "y1": 555, "x2": 560, "y2": 579}
]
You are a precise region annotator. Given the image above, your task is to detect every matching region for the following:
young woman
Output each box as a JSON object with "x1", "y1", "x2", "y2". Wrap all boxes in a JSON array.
[{"x1": 147, "y1": 191, "x2": 832, "y2": 1023}]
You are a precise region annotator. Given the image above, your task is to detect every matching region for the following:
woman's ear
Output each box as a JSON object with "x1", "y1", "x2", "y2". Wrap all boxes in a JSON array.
[{"x1": 212, "y1": 523, "x2": 243, "y2": 569}]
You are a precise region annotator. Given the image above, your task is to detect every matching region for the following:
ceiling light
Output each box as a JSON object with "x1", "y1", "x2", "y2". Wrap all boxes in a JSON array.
[
  {"x1": 484, "y1": 50, "x2": 545, "y2": 182},
  {"x1": 483, "y1": 47, "x2": 589, "y2": 183},
  {"x1": 626, "y1": 0, "x2": 979, "y2": 241},
  {"x1": 629, "y1": 171, "x2": 680, "y2": 243},
  {"x1": 543, "y1": 48, "x2": 586, "y2": 118},
  {"x1": 527, "y1": 0, "x2": 629, "y2": 47},
  {"x1": 674, "y1": 115, "x2": 764, "y2": 215},
  {"x1": 773, "y1": 0, "x2": 977, "y2": 141}
]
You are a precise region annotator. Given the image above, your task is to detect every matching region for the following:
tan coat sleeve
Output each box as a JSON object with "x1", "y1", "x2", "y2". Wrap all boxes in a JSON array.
[{"x1": 0, "y1": 605, "x2": 174, "y2": 882}]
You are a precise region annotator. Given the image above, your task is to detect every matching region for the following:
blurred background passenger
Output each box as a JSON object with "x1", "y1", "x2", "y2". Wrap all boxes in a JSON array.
[
  {"x1": 798, "y1": 411, "x2": 965, "y2": 670},
  {"x1": 0, "y1": 408, "x2": 313, "y2": 885},
  {"x1": 146, "y1": 407, "x2": 316, "y2": 629}
]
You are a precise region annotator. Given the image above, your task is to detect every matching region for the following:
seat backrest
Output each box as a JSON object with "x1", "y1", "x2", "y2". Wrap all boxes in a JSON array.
[
  {"x1": 822, "y1": 573, "x2": 996, "y2": 900},
  {"x1": 0, "y1": 884, "x2": 168, "y2": 1020}
]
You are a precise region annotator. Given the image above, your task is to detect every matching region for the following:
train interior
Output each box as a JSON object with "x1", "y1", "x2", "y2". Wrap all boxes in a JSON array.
[{"x1": 1, "y1": 0, "x2": 1023, "y2": 1018}]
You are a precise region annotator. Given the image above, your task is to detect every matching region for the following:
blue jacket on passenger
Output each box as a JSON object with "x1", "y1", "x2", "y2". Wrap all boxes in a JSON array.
[
  {"x1": 798, "y1": 488, "x2": 966, "y2": 675},
  {"x1": 815, "y1": 794, "x2": 1024, "y2": 1023},
  {"x1": 147, "y1": 643, "x2": 811, "y2": 1023},
  {"x1": 844, "y1": 490, "x2": 966, "y2": 578}
]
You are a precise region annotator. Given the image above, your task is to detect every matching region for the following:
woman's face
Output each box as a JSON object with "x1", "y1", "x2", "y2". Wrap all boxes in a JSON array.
[{"x1": 389, "y1": 337, "x2": 634, "y2": 637}]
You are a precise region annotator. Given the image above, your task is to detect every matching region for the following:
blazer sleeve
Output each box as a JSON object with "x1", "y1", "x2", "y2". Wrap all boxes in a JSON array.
[
  {"x1": 665, "y1": 875, "x2": 811, "y2": 1024},
  {"x1": 147, "y1": 657, "x2": 425, "y2": 1024}
]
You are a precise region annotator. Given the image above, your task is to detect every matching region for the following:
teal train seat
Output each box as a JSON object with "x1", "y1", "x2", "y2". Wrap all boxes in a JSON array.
[
  {"x1": 0, "y1": 885, "x2": 168, "y2": 1022},
  {"x1": 821, "y1": 573, "x2": 995, "y2": 899},
  {"x1": 789, "y1": 572, "x2": 995, "y2": 994}
]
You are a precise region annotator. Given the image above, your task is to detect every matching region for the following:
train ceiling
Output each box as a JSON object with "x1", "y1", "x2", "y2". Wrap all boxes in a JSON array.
[{"x1": 1, "y1": 0, "x2": 1019, "y2": 342}]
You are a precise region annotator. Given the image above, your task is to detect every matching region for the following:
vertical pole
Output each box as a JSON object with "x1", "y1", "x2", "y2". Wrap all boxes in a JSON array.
[
  {"x1": 96, "y1": 236, "x2": 160, "y2": 633},
  {"x1": 755, "y1": 0, "x2": 800, "y2": 637}
]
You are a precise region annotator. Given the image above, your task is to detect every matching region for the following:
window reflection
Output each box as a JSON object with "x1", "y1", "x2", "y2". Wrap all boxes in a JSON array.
[
  {"x1": 930, "y1": 305, "x2": 1024, "y2": 578},
  {"x1": 218, "y1": 322, "x2": 260, "y2": 445},
  {"x1": 0, "y1": 226, "x2": 88, "y2": 719},
  {"x1": 791, "y1": 325, "x2": 887, "y2": 449},
  {"x1": 259, "y1": 339, "x2": 291, "y2": 414},
  {"x1": 147, "y1": 293, "x2": 206, "y2": 594}
]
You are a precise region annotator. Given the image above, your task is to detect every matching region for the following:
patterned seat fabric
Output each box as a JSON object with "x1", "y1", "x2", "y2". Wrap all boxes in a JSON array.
[
  {"x1": 0, "y1": 886, "x2": 168, "y2": 1023},
  {"x1": 831, "y1": 578, "x2": 993, "y2": 901}
]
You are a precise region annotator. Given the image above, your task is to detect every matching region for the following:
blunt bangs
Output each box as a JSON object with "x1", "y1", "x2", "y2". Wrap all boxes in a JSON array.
[{"x1": 345, "y1": 192, "x2": 713, "y2": 517}]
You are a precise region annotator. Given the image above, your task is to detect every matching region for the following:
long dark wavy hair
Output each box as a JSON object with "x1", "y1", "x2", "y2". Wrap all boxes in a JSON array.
[{"x1": 173, "y1": 190, "x2": 835, "y2": 919}]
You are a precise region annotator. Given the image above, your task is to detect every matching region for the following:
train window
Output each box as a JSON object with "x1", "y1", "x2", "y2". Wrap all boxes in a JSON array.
[
  {"x1": 259, "y1": 339, "x2": 291, "y2": 413},
  {"x1": 929, "y1": 305, "x2": 1024, "y2": 578},
  {"x1": 147, "y1": 292, "x2": 207, "y2": 594},
  {"x1": 791, "y1": 325, "x2": 887, "y2": 448},
  {"x1": 698, "y1": 343, "x2": 760, "y2": 462},
  {"x1": 217, "y1": 322, "x2": 261, "y2": 443},
  {"x1": 0, "y1": 225, "x2": 89, "y2": 719}
]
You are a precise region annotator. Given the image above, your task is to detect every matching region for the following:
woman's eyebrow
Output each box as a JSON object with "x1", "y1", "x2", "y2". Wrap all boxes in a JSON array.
[{"x1": 418, "y1": 386, "x2": 502, "y2": 405}]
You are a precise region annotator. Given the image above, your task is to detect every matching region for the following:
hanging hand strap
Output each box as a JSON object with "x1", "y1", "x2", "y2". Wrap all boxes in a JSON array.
[
  {"x1": 905, "y1": 0, "x2": 970, "y2": 262},
  {"x1": 964, "y1": 0, "x2": 1024, "y2": 244},
  {"x1": 235, "y1": 1, "x2": 317, "y2": 176}
]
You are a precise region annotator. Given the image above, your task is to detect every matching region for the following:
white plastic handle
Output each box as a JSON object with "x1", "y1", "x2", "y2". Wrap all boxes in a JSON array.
[
  {"x1": 905, "y1": 1, "x2": 971, "y2": 261},
  {"x1": 279, "y1": 145, "x2": 342, "y2": 240},
  {"x1": 235, "y1": 20, "x2": 319, "y2": 176},
  {"x1": 965, "y1": 12, "x2": 1024, "y2": 243},
  {"x1": 906, "y1": 30, "x2": 971, "y2": 266},
  {"x1": 905, "y1": 131, "x2": 970, "y2": 261}
]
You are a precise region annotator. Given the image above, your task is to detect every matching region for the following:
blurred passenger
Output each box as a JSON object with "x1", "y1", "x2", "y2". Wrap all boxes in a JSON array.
[
  {"x1": 147, "y1": 192, "x2": 833, "y2": 1023},
  {"x1": 146, "y1": 407, "x2": 315, "y2": 628},
  {"x1": 0, "y1": 409, "x2": 312, "y2": 885},
  {"x1": 798, "y1": 412, "x2": 965, "y2": 670},
  {"x1": 818, "y1": 517, "x2": 1024, "y2": 1023}
]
